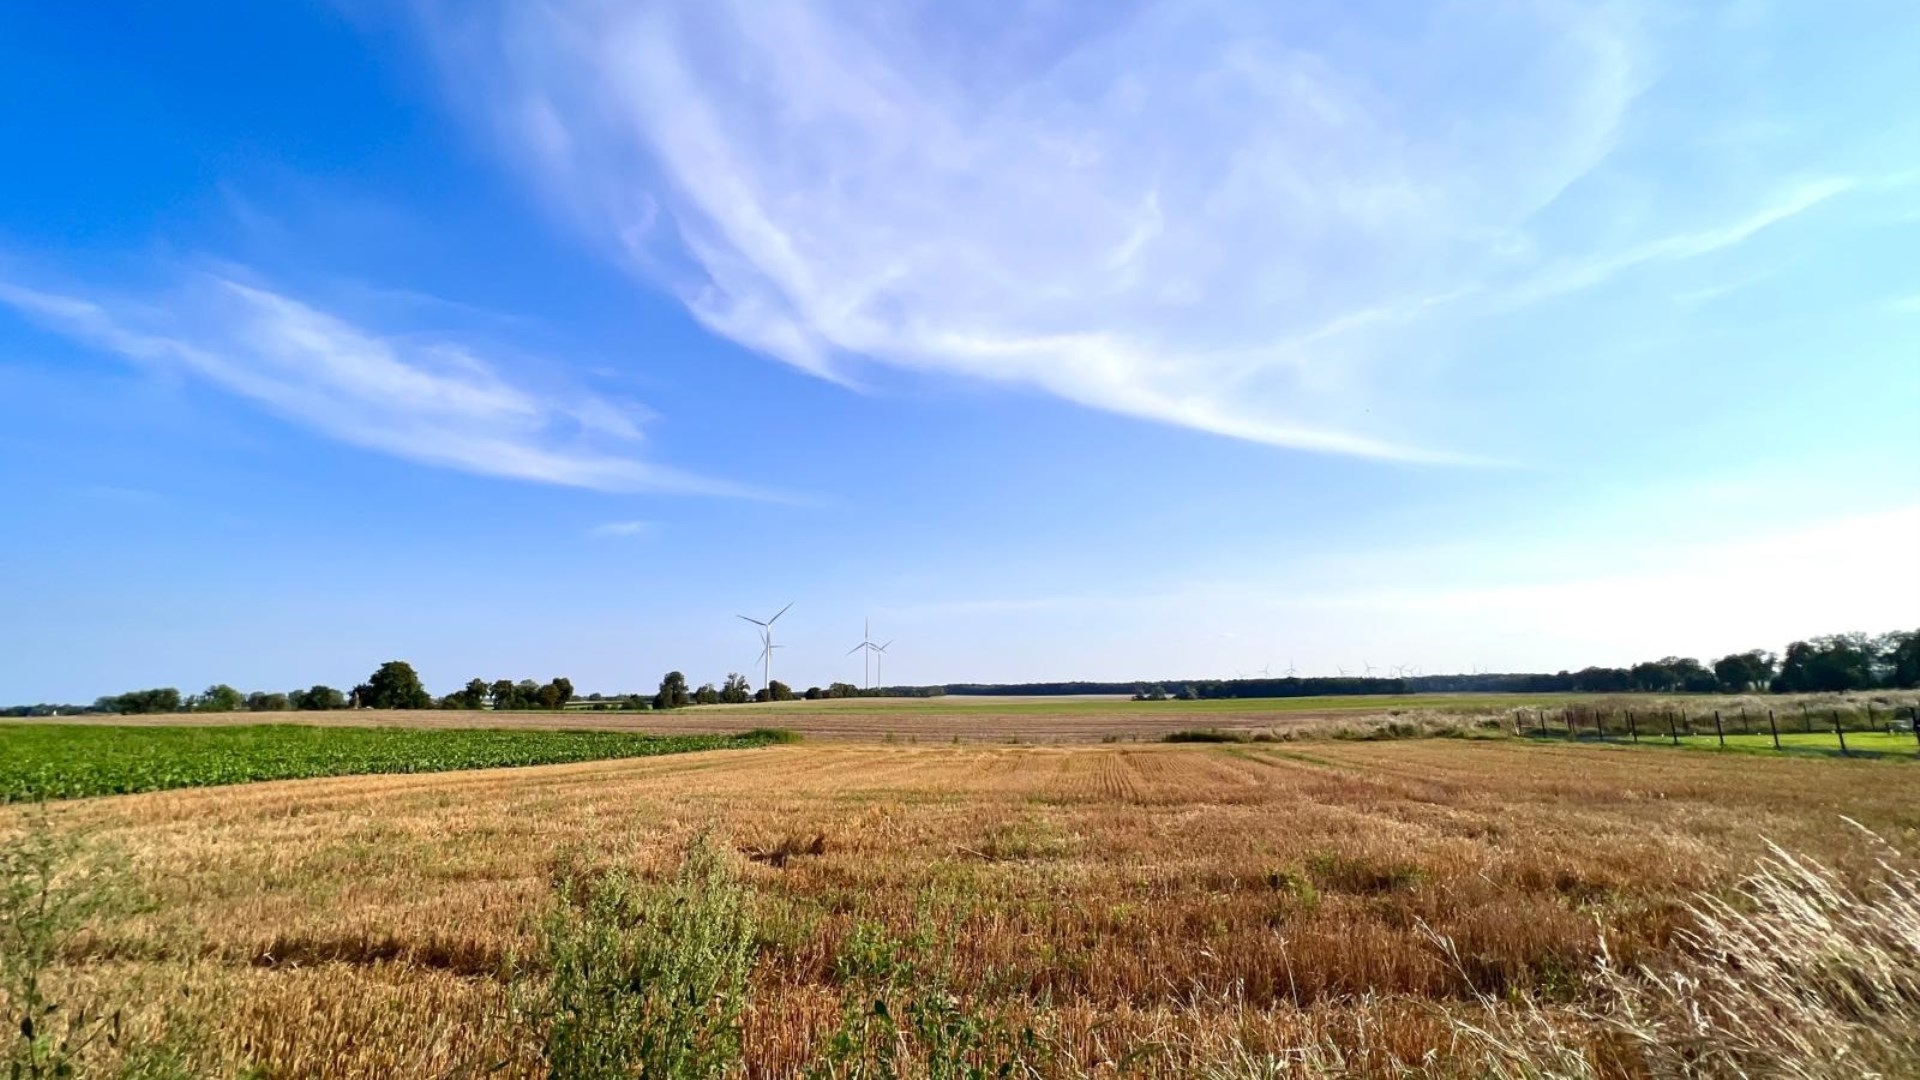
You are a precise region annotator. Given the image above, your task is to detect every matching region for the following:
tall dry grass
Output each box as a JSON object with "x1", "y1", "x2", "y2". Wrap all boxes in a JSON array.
[{"x1": 1435, "y1": 826, "x2": 1920, "y2": 1079}]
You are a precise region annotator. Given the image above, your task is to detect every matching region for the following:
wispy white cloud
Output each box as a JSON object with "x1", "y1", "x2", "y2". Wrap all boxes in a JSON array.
[
  {"x1": 0, "y1": 273, "x2": 760, "y2": 497},
  {"x1": 425, "y1": 0, "x2": 1651, "y2": 463},
  {"x1": 1510, "y1": 176, "x2": 1856, "y2": 302},
  {"x1": 588, "y1": 519, "x2": 652, "y2": 538}
]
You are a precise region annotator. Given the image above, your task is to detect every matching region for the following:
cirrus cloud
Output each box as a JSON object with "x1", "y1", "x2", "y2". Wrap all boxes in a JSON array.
[
  {"x1": 0, "y1": 272, "x2": 762, "y2": 496},
  {"x1": 424, "y1": 0, "x2": 1667, "y2": 463}
]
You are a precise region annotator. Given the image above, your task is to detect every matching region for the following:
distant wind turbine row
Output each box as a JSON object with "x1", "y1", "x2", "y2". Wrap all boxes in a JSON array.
[
  {"x1": 735, "y1": 605, "x2": 896, "y2": 693},
  {"x1": 847, "y1": 618, "x2": 893, "y2": 691}
]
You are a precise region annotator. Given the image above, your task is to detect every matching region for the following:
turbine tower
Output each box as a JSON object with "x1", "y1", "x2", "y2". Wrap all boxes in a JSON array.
[
  {"x1": 737, "y1": 602, "x2": 793, "y2": 692},
  {"x1": 847, "y1": 618, "x2": 881, "y2": 689},
  {"x1": 873, "y1": 639, "x2": 893, "y2": 691},
  {"x1": 755, "y1": 629, "x2": 783, "y2": 692}
]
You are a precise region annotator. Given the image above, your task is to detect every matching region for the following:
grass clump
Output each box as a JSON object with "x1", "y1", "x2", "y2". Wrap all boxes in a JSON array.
[
  {"x1": 536, "y1": 832, "x2": 757, "y2": 1080},
  {"x1": 1263, "y1": 867, "x2": 1321, "y2": 913},
  {"x1": 810, "y1": 919, "x2": 1043, "y2": 1080},
  {"x1": 741, "y1": 832, "x2": 826, "y2": 869},
  {"x1": 736, "y1": 727, "x2": 802, "y2": 745},
  {"x1": 967, "y1": 818, "x2": 1073, "y2": 862},
  {"x1": 1305, "y1": 850, "x2": 1426, "y2": 894},
  {"x1": 1160, "y1": 729, "x2": 1248, "y2": 744}
]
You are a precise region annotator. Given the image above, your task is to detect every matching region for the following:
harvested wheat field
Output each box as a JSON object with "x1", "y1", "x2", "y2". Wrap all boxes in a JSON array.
[{"x1": 12, "y1": 738, "x2": 1920, "y2": 1078}]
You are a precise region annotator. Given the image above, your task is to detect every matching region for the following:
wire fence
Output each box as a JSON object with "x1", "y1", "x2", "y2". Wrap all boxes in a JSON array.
[{"x1": 1514, "y1": 700, "x2": 1920, "y2": 756}]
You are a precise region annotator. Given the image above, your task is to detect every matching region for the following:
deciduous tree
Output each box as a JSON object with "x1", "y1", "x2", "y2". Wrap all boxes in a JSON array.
[
  {"x1": 193, "y1": 684, "x2": 243, "y2": 712},
  {"x1": 654, "y1": 671, "x2": 689, "y2": 710},
  {"x1": 291, "y1": 685, "x2": 346, "y2": 711},
  {"x1": 1712, "y1": 650, "x2": 1776, "y2": 693},
  {"x1": 361, "y1": 661, "x2": 433, "y2": 710}
]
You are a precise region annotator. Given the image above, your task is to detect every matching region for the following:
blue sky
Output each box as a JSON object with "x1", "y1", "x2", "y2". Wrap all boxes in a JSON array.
[{"x1": 2, "y1": 1, "x2": 1917, "y2": 702}]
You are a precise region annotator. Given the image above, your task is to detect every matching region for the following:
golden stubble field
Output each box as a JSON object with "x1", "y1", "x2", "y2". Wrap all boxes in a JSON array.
[{"x1": 18, "y1": 738, "x2": 1920, "y2": 1077}]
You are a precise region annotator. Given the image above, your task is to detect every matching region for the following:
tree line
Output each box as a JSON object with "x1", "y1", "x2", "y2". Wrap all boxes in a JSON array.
[
  {"x1": 12, "y1": 662, "x2": 893, "y2": 717},
  {"x1": 952, "y1": 629, "x2": 1920, "y2": 699},
  {"x1": 22, "y1": 661, "x2": 580, "y2": 717},
  {"x1": 9, "y1": 628, "x2": 1914, "y2": 718}
]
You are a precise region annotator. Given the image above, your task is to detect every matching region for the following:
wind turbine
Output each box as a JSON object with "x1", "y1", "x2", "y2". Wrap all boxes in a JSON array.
[
  {"x1": 737, "y1": 602, "x2": 793, "y2": 692},
  {"x1": 1284, "y1": 659, "x2": 1299, "y2": 678},
  {"x1": 873, "y1": 639, "x2": 893, "y2": 691},
  {"x1": 754, "y1": 629, "x2": 783, "y2": 691},
  {"x1": 847, "y1": 618, "x2": 881, "y2": 690}
]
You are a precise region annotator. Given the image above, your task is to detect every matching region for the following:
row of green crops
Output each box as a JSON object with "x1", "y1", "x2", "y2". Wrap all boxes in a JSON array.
[{"x1": 0, "y1": 723, "x2": 793, "y2": 803}]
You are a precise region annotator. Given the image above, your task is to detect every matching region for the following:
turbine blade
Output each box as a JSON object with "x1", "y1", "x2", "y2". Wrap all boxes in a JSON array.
[
  {"x1": 847, "y1": 643, "x2": 866, "y2": 655},
  {"x1": 738, "y1": 615, "x2": 767, "y2": 626},
  {"x1": 769, "y1": 601, "x2": 794, "y2": 624},
  {"x1": 878, "y1": 641, "x2": 893, "y2": 651}
]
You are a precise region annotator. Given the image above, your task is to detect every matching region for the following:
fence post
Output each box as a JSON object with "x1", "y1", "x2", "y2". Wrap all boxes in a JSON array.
[
  {"x1": 1912, "y1": 706, "x2": 1920, "y2": 750},
  {"x1": 1565, "y1": 708, "x2": 1575, "y2": 738},
  {"x1": 1802, "y1": 702, "x2": 1812, "y2": 733},
  {"x1": 1833, "y1": 708, "x2": 1848, "y2": 756},
  {"x1": 1627, "y1": 708, "x2": 1638, "y2": 744},
  {"x1": 1666, "y1": 710, "x2": 1679, "y2": 746},
  {"x1": 1767, "y1": 708, "x2": 1780, "y2": 751},
  {"x1": 1536, "y1": 709, "x2": 1545, "y2": 737},
  {"x1": 1713, "y1": 710, "x2": 1725, "y2": 748},
  {"x1": 1740, "y1": 707, "x2": 1750, "y2": 735}
]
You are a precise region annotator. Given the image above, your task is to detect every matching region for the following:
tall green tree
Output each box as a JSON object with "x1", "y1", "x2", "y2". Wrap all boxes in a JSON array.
[
  {"x1": 513, "y1": 679, "x2": 540, "y2": 709},
  {"x1": 291, "y1": 685, "x2": 346, "y2": 711},
  {"x1": 720, "y1": 673, "x2": 752, "y2": 704},
  {"x1": 245, "y1": 690, "x2": 290, "y2": 712},
  {"x1": 489, "y1": 679, "x2": 516, "y2": 710},
  {"x1": 451, "y1": 678, "x2": 488, "y2": 710},
  {"x1": 1884, "y1": 630, "x2": 1920, "y2": 689},
  {"x1": 1712, "y1": 650, "x2": 1776, "y2": 693},
  {"x1": 654, "y1": 671, "x2": 690, "y2": 710},
  {"x1": 535, "y1": 677, "x2": 575, "y2": 710},
  {"x1": 361, "y1": 661, "x2": 433, "y2": 710},
  {"x1": 1774, "y1": 635, "x2": 1877, "y2": 692},
  {"x1": 194, "y1": 684, "x2": 244, "y2": 712},
  {"x1": 95, "y1": 688, "x2": 182, "y2": 714}
]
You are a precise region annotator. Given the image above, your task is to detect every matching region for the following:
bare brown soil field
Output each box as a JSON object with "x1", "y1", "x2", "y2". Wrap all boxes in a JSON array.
[{"x1": 11, "y1": 738, "x2": 1920, "y2": 1076}]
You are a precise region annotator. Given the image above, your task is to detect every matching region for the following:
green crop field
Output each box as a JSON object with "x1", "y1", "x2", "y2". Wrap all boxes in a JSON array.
[{"x1": 0, "y1": 723, "x2": 789, "y2": 803}]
